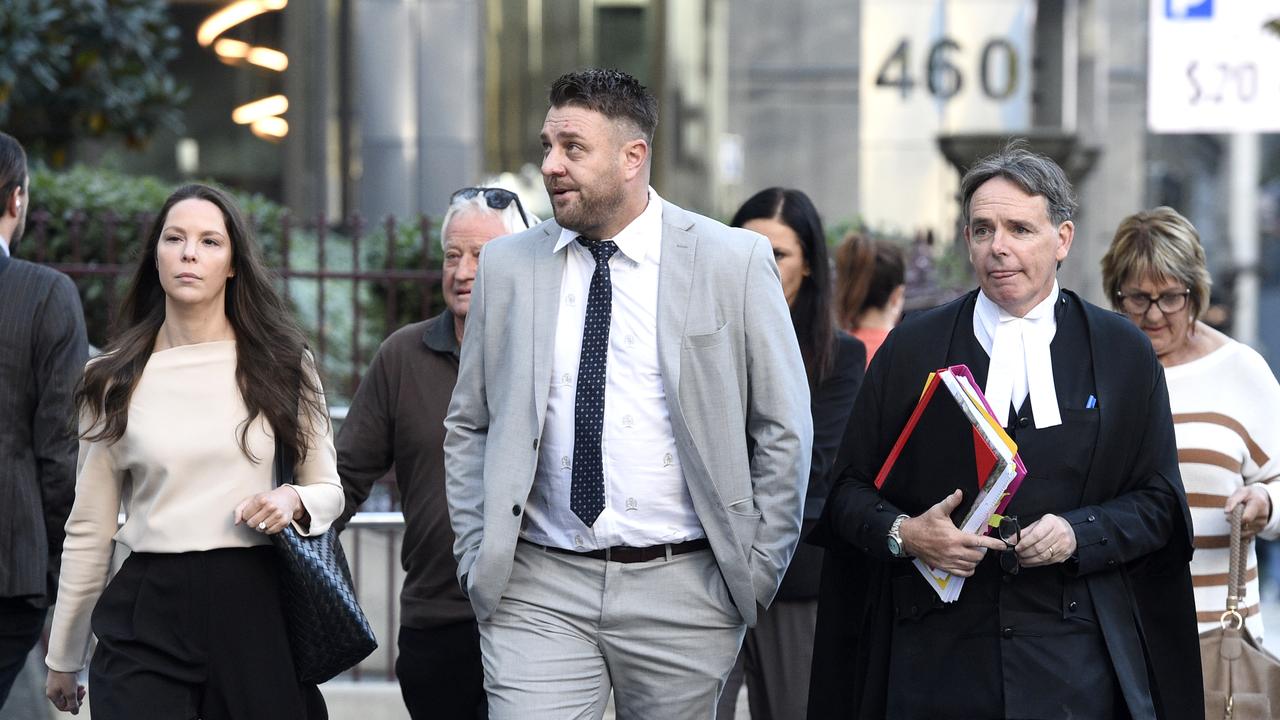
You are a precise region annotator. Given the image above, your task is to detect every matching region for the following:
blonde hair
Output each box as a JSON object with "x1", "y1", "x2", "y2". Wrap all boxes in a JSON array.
[{"x1": 1100, "y1": 206, "x2": 1211, "y2": 324}]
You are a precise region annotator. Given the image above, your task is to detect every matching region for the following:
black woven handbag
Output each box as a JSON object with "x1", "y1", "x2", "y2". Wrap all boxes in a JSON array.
[{"x1": 271, "y1": 438, "x2": 377, "y2": 684}]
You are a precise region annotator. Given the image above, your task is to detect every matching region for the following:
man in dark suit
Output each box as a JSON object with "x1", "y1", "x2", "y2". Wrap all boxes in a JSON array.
[
  {"x1": 809, "y1": 145, "x2": 1202, "y2": 719},
  {"x1": 0, "y1": 131, "x2": 87, "y2": 709}
]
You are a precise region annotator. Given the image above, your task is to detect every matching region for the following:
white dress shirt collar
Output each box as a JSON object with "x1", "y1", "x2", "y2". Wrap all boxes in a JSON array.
[
  {"x1": 553, "y1": 187, "x2": 663, "y2": 264},
  {"x1": 0, "y1": 233, "x2": 9, "y2": 257},
  {"x1": 973, "y1": 281, "x2": 1062, "y2": 429}
]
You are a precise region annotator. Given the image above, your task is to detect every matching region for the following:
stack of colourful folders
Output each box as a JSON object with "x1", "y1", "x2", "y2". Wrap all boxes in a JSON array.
[{"x1": 873, "y1": 364, "x2": 1028, "y2": 602}]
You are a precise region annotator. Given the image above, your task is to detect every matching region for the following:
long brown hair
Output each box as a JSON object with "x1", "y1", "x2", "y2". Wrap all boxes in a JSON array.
[{"x1": 77, "y1": 184, "x2": 326, "y2": 462}]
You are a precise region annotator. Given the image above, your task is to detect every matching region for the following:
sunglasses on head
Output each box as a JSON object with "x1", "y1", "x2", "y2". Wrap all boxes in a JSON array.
[{"x1": 450, "y1": 187, "x2": 531, "y2": 229}]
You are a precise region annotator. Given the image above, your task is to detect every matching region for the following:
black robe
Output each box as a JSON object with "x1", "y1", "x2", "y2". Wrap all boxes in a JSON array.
[{"x1": 807, "y1": 289, "x2": 1202, "y2": 720}]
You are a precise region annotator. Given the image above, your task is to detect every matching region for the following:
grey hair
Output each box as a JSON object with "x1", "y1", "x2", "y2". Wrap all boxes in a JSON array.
[
  {"x1": 960, "y1": 142, "x2": 1078, "y2": 227},
  {"x1": 439, "y1": 193, "x2": 538, "y2": 251}
]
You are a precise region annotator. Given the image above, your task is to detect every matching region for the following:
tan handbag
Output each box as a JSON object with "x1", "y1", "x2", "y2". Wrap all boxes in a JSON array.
[{"x1": 1200, "y1": 505, "x2": 1280, "y2": 719}]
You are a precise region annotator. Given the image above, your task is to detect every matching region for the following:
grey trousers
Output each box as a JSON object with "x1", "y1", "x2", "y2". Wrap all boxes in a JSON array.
[
  {"x1": 479, "y1": 540, "x2": 747, "y2": 720},
  {"x1": 715, "y1": 599, "x2": 818, "y2": 720}
]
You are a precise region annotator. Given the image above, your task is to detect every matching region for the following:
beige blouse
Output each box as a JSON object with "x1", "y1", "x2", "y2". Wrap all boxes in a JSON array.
[{"x1": 46, "y1": 341, "x2": 345, "y2": 672}]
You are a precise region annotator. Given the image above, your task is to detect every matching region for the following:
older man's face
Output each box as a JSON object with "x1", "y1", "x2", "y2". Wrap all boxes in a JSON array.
[
  {"x1": 965, "y1": 176, "x2": 1073, "y2": 317},
  {"x1": 442, "y1": 211, "x2": 509, "y2": 320}
]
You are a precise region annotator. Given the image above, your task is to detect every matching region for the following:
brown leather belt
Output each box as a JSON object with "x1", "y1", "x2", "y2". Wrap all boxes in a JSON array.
[{"x1": 523, "y1": 538, "x2": 710, "y2": 564}]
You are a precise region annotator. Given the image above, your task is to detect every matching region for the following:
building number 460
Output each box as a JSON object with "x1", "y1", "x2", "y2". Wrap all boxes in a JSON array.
[{"x1": 876, "y1": 37, "x2": 1020, "y2": 101}]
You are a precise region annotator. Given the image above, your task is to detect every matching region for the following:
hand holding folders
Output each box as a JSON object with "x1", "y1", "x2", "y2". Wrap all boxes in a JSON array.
[
  {"x1": 898, "y1": 489, "x2": 1006, "y2": 577},
  {"x1": 875, "y1": 364, "x2": 1029, "y2": 601}
]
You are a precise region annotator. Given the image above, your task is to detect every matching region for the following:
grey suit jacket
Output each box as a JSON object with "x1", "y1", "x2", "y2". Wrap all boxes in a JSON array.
[
  {"x1": 0, "y1": 253, "x2": 87, "y2": 605},
  {"x1": 444, "y1": 200, "x2": 813, "y2": 625}
]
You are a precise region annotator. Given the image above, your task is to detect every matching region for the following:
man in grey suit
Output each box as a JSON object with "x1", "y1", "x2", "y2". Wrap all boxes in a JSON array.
[
  {"x1": 0, "y1": 132, "x2": 87, "y2": 709},
  {"x1": 444, "y1": 68, "x2": 813, "y2": 718}
]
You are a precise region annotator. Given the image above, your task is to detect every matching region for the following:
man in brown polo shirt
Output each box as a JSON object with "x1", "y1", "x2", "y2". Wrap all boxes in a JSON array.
[{"x1": 336, "y1": 187, "x2": 535, "y2": 719}]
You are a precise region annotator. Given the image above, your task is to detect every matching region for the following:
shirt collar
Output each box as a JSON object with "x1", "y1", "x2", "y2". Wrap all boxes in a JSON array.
[
  {"x1": 973, "y1": 281, "x2": 1062, "y2": 429},
  {"x1": 553, "y1": 187, "x2": 663, "y2": 264},
  {"x1": 973, "y1": 280, "x2": 1060, "y2": 352},
  {"x1": 0, "y1": 233, "x2": 8, "y2": 257},
  {"x1": 423, "y1": 308, "x2": 461, "y2": 358}
]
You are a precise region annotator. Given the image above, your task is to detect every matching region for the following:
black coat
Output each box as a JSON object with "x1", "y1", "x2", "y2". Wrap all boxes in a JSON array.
[
  {"x1": 808, "y1": 289, "x2": 1202, "y2": 720},
  {"x1": 778, "y1": 331, "x2": 865, "y2": 601}
]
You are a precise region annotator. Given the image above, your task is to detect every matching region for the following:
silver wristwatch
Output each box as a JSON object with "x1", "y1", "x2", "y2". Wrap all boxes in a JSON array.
[{"x1": 887, "y1": 514, "x2": 910, "y2": 558}]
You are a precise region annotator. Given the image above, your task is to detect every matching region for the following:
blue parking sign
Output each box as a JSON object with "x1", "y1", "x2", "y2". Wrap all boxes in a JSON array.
[{"x1": 1166, "y1": 0, "x2": 1213, "y2": 19}]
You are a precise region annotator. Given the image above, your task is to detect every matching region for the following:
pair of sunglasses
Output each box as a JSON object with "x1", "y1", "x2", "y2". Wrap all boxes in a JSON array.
[
  {"x1": 451, "y1": 187, "x2": 531, "y2": 229},
  {"x1": 997, "y1": 515, "x2": 1021, "y2": 575}
]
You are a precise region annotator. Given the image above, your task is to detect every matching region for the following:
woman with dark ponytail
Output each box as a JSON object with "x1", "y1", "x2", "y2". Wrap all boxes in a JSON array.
[
  {"x1": 45, "y1": 184, "x2": 343, "y2": 719},
  {"x1": 717, "y1": 188, "x2": 865, "y2": 720}
]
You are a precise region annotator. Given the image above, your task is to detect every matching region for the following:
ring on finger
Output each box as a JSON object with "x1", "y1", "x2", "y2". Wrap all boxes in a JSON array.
[
  {"x1": 1047, "y1": 545, "x2": 1058, "y2": 558},
  {"x1": 258, "y1": 520, "x2": 267, "y2": 531}
]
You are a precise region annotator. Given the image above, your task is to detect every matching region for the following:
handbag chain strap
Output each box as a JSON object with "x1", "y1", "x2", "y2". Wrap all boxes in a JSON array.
[{"x1": 1222, "y1": 504, "x2": 1247, "y2": 630}]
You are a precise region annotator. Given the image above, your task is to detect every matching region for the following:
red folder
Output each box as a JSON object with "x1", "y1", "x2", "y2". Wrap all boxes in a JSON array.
[
  {"x1": 873, "y1": 371, "x2": 946, "y2": 490},
  {"x1": 873, "y1": 365, "x2": 1024, "y2": 531}
]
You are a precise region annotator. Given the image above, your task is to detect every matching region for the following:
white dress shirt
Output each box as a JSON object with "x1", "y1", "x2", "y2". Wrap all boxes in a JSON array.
[
  {"x1": 973, "y1": 281, "x2": 1063, "y2": 429},
  {"x1": 522, "y1": 188, "x2": 705, "y2": 551},
  {"x1": 0, "y1": 233, "x2": 9, "y2": 257}
]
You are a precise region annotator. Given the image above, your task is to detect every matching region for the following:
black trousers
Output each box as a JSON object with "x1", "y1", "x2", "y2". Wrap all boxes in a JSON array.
[
  {"x1": 89, "y1": 547, "x2": 326, "y2": 720},
  {"x1": 0, "y1": 597, "x2": 45, "y2": 711},
  {"x1": 396, "y1": 621, "x2": 486, "y2": 720}
]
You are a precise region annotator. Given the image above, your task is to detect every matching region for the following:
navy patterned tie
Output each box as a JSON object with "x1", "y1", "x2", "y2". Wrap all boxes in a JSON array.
[{"x1": 570, "y1": 237, "x2": 618, "y2": 526}]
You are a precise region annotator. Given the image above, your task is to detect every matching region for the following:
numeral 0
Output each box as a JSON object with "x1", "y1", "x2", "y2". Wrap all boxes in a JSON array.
[
  {"x1": 980, "y1": 39, "x2": 1018, "y2": 99},
  {"x1": 876, "y1": 37, "x2": 1019, "y2": 101}
]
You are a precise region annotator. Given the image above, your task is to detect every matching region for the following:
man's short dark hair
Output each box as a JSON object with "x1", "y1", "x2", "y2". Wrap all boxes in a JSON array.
[
  {"x1": 960, "y1": 142, "x2": 1077, "y2": 227},
  {"x1": 0, "y1": 132, "x2": 28, "y2": 202},
  {"x1": 548, "y1": 68, "x2": 658, "y2": 145}
]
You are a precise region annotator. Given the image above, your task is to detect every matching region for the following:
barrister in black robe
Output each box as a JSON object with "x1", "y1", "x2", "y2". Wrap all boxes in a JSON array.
[{"x1": 807, "y1": 148, "x2": 1202, "y2": 720}]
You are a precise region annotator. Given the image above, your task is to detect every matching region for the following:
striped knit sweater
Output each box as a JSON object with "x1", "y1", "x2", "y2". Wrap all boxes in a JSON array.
[{"x1": 1166, "y1": 339, "x2": 1280, "y2": 642}]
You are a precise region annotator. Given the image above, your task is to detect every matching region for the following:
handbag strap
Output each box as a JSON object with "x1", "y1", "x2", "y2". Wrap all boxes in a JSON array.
[
  {"x1": 273, "y1": 433, "x2": 296, "y2": 488},
  {"x1": 1224, "y1": 504, "x2": 1247, "y2": 628}
]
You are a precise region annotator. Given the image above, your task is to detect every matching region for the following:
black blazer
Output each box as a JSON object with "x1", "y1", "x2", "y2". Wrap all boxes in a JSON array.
[
  {"x1": 808, "y1": 289, "x2": 1202, "y2": 720},
  {"x1": 0, "y1": 253, "x2": 87, "y2": 606},
  {"x1": 777, "y1": 331, "x2": 865, "y2": 601}
]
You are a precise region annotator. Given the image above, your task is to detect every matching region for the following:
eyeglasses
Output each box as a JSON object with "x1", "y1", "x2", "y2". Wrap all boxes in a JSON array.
[
  {"x1": 450, "y1": 187, "x2": 531, "y2": 229},
  {"x1": 997, "y1": 515, "x2": 1021, "y2": 575},
  {"x1": 1116, "y1": 289, "x2": 1190, "y2": 316}
]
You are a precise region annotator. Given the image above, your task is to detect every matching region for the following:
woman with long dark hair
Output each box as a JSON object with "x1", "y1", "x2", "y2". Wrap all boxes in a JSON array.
[
  {"x1": 44, "y1": 184, "x2": 343, "y2": 718},
  {"x1": 717, "y1": 188, "x2": 865, "y2": 720}
]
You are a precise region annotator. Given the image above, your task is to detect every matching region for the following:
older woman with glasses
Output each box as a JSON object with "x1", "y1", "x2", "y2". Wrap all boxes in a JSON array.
[{"x1": 1101, "y1": 206, "x2": 1280, "y2": 642}]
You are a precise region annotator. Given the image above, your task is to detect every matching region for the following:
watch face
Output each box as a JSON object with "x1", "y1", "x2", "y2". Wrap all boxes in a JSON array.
[{"x1": 887, "y1": 536, "x2": 902, "y2": 557}]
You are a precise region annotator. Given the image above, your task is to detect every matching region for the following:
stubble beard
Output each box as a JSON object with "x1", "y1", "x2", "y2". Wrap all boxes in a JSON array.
[{"x1": 551, "y1": 178, "x2": 625, "y2": 239}]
